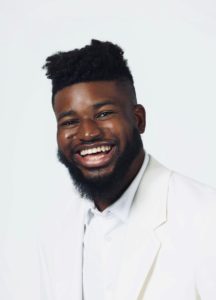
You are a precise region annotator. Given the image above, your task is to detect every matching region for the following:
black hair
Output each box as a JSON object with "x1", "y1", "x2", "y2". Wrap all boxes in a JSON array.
[{"x1": 43, "y1": 39, "x2": 136, "y2": 105}]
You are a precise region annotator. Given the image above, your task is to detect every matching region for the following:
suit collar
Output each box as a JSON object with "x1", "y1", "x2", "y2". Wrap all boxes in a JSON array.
[
  {"x1": 113, "y1": 156, "x2": 172, "y2": 300},
  {"x1": 129, "y1": 156, "x2": 171, "y2": 229}
]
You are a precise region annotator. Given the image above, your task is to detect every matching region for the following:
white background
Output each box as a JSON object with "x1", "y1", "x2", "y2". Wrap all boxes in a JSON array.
[{"x1": 0, "y1": 0, "x2": 216, "y2": 233}]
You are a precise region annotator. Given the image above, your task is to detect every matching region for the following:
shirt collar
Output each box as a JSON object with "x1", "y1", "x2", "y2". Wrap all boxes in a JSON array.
[{"x1": 84, "y1": 153, "x2": 149, "y2": 224}]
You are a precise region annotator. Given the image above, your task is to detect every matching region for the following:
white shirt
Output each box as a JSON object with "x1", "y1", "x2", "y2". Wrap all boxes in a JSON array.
[{"x1": 82, "y1": 154, "x2": 149, "y2": 300}]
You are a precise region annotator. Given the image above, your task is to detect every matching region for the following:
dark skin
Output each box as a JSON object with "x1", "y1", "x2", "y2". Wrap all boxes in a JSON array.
[{"x1": 54, "y1": 80, "x2": 146, "y2": 211}]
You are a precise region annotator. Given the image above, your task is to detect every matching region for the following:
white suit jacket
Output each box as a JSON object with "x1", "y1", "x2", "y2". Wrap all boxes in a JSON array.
[{"x1": 1, "y1": 156, "x2": 216, "y2": 300}]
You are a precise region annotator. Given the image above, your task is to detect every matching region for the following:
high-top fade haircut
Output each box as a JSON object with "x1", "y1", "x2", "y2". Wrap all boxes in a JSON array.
[{"x1": 43, "y1": 39, "x2": 137, "y2": 106}]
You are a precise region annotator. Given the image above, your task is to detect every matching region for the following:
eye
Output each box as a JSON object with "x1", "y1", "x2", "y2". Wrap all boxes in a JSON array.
[
  {"x1": 96, "y1": 111, "x2": 114, "y2": 119},
  {"x1": 59, "y1": 119, "x2": 79, "y2": 127}
]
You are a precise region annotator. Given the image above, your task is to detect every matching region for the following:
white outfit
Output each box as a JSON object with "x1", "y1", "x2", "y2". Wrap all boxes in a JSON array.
[
  {"x1": 83, "y1": 154, "x2": 149, "y2": 300},
  {"x1": 1, "y1": 155, "x2": 216, "y2": 300}
]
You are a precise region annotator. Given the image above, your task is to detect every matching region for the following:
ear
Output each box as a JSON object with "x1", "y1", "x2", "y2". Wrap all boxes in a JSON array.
[{"x1": 133, "y1": 104, "x2": 146, "y2": 133}]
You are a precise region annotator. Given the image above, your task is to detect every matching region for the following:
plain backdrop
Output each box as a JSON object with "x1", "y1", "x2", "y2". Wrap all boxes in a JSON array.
[{"x1": 0, "y1": 0, "x2": 216, "y2": 236}]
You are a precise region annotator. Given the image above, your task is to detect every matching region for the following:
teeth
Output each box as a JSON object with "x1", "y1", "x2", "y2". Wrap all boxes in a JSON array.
[{"x1": 80, "y1": 145, "x2": 111, "y2": 156}]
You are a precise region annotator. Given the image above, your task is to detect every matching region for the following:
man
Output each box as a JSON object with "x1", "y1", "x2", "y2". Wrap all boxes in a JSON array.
[
  {"x1": 41, "y1": 39, "x2": 216, "y2": 300},
  {"x1": 1, "y1": 40, "x2": 215, "y2": 300}
]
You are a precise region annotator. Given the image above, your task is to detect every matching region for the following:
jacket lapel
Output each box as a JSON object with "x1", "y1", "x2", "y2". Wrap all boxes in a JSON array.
[{"x1": 113, "y1": 157, "x2": 171, "y2": 300}]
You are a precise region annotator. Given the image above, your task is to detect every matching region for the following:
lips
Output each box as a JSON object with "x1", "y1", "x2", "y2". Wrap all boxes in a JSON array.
[{"x1": 73, "y1": 143, "x2": 116, "y2": 168}]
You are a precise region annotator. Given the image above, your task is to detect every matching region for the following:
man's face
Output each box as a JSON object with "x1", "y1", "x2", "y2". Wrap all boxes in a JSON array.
[{"x1": 54, "y1": 81, "x2": 145, "y2": 200}]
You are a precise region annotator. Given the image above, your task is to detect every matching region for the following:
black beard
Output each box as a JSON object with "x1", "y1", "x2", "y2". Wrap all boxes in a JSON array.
[{"x1": 57, "y1": 128, "x2": 143, "y2": 204}]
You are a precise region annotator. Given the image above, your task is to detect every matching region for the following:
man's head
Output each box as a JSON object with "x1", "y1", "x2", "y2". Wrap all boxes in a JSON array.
[{"x1": 43, "y1": 40, "x2": 146, "y2": 209}]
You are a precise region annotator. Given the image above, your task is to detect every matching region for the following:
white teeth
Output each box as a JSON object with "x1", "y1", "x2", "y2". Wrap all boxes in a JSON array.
[{"x1": 80, "y1": 145, "x2": 111, "y2": 156}]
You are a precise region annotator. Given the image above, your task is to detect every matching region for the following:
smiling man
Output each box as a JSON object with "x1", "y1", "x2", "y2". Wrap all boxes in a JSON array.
[
  {"x1": 41, "y1": 40, "x2": 216, "y2": 300},
  {"x1": 55, "y1": 80, "x2": 145, "y2": 211}
]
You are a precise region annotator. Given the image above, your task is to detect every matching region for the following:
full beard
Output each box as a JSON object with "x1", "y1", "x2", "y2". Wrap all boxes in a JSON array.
[{"x1": 57, "y1": 128, "x2": 143, "y2": 205}]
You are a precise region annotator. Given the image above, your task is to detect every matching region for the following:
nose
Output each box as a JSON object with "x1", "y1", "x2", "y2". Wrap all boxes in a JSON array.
[{"x1": 78, "y1": 119, "x2": 103, "y2": 141}]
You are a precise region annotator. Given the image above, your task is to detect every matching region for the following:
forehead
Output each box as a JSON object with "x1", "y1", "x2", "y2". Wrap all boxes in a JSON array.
[{"x1": 53, "y1": 81, "x2": 132, "y2": 113}]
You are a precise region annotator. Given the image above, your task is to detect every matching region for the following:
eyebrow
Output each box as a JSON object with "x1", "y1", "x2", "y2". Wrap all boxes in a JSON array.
[
  {"x1": 92, "y1": 100, "x2": 116, "y2": 109},
  {"x1": 57, "y1": 110, "x2": 75, "y2": 121},
  {"x1": 57, "y1": 100, "x2": 117, "y2": 121}
]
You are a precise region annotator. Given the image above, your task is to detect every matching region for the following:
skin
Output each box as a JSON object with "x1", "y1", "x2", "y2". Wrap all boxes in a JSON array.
[{"x1": 54, "y1": 80, "x2": 146, "y2": 211}]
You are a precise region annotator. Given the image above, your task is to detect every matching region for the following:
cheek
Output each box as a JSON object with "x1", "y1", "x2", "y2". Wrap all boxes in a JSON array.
[
  {"x1": 57, "y1": 130, "x2": 70, "y2": 151},
  {"x1": 102, "y1": 117, "x2": 130, "y2": 133},
  {"x1": 120, "y1": 130, "x2": 133, "y2": 150},
  {"x1": 118, "y1": 122, "x2": 135, "y2": 145},
  {"x1": 103, "y1": 121, "x2": 133, "y2": 147}
]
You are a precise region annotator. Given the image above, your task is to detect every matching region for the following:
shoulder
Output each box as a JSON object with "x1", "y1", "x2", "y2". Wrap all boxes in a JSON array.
[
  {"x1": 163, "y1": 167, "x2": 216, "y2": 258},
  {"x1": 168, "y1": 171, "x2": 216, "y2": 215},
  {"x1": 146, "y1": 155, "x2": 216, "y2": 228},
  {"x1": 147, "y1": 155, "x2": 216, "y2": 209}
]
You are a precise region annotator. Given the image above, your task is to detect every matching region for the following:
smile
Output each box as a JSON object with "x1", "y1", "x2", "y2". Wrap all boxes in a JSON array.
[
  {"x1": 80, "y1": 145, "x2": 111, "y2": 156},
  {"x1": 75, "y1": 144, "x2": 116, "y2": 168}
]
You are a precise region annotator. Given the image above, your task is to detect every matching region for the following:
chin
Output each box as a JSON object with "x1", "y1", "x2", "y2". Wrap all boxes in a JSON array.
[
  {"x1": 79, "y1": 165, "x2": 115, "y2": 181},
  {"x1": 80, "y1": 165, "x2": 115, "y2": 178}
]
